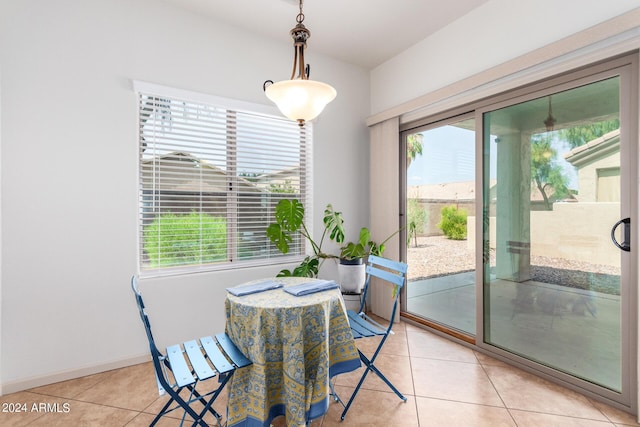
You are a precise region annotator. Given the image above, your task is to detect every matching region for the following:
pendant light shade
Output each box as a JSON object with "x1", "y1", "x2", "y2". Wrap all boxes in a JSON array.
[
  {"x1": 265, "y1": 79, "x2": 336, "y2": 123},
  {"x1": 264, "y1": 0, "x2": 336, "y2": 126}
]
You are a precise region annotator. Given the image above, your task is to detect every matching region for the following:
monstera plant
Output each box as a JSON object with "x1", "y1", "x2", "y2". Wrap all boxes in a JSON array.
[
  {"x1": 266, "y1": 198, "x2": 400, "y2": 281},
  {"x1": 339, "y1": 227, "x2": 386, "y2": 262},
  {"x1": 266, "y1": 199, "x2": 344, "y2": 277}
]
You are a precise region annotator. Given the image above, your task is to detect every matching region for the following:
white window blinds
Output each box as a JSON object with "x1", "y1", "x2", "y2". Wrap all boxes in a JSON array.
[{"x1": 137, "y1": 87, "x2": 311, "y2": 276}]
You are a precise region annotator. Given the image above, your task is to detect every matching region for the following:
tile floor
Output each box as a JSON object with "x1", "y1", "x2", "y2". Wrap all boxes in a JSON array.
[{"x1": 1, "y1": 319, "x2": 639, "y2": 426}]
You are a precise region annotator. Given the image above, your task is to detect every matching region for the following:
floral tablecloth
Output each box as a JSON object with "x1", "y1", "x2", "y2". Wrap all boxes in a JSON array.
[{"x1": 225, "y1": 277, "x2": 361, "y2": 427}]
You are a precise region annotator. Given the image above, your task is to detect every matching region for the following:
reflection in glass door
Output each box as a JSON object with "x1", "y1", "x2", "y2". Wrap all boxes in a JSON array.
[
  {"x1": 405, "y1": 117, "x2": 476, "y2": 335},
  {"x1": 482, "y1": 76, "x2": 628, "y2": 392}
]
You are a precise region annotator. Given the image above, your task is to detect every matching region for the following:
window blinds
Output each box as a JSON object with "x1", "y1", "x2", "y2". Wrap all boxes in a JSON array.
[{"x1": 138, "y1": 91, "x2": 311, "y2": 275}]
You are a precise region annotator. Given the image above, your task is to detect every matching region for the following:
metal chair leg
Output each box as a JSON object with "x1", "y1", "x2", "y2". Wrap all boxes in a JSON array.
[{"x1": 340, "y1": 349, "x2": 407, "y2": 420}]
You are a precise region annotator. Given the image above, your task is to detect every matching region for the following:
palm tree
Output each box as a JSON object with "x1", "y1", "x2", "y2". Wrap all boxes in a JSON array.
[
  {"x1": 406, "y1": 133, "x2": 424, "y2": 169},
  {"x1": 406, "y1": 133, "x2": 425, "y2": 246}
]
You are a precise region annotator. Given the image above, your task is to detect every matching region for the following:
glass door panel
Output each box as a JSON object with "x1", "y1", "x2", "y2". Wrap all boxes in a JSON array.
[
  {"x1": 405, "y1": 117, "x2": 476, "y2": 335},
  {"x1": 482, "y1": 76, "x2": 625, "y2": 391}
]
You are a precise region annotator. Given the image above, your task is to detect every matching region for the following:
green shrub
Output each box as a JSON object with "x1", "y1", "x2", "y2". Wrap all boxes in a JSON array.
[
  {"x1": 438, "y1": 205, "x2": 467, "y2": 240},
  {"x1": 144, "y1": 212, "x2": 227, "y2": 267}
]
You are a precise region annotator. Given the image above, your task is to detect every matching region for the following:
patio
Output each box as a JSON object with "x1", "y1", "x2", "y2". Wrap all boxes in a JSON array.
[{"x1": 406, "y1": 236, "x2": 622, "y2": 392}]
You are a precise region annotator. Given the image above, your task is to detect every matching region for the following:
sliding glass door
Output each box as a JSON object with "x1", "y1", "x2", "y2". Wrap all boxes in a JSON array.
[
  {"x1": 482, "y1": 71, "x2": 632, "y2": 395},
  {"x1": 401, "y1": 55, "x2": 637, "y2": 409},
  {"x1": 404, "y1": 116, "x2": 476, "y2": 336}
]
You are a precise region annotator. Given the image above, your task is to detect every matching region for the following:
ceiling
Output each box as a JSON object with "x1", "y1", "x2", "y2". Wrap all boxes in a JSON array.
[
  {"x1": 488, "y1": 77, "x2": 620, "y2": 135},
  {"x1": 160, "y1": 0, "x2": 490, "y2": 69}
]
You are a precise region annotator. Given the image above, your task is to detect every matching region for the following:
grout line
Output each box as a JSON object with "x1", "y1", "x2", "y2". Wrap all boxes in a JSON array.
[
  {"x1": 507, "y1": 407, "x2": 619, "y2": 426},
  {"x1": 477, "y1": 357, "x2": 516, "y2": 425},
  {"x1": 403, "y1": 325, "x2": 421, "y2": 427}
]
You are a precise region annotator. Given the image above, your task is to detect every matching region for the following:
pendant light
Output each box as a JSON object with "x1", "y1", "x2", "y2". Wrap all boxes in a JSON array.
[
  {"x1": 263, "y1": 0, "x2": 336, "y2": 127},
  {"x1": 544, "y1": 95, "x2": 556, "y2": 132}
]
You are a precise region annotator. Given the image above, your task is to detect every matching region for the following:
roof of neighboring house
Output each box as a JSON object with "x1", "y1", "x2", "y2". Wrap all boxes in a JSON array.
[
  {"x1": 254, "y1": 165, "x2": 301, "y2": 190},
  {"x1": 257, "y1": 165, "x2": 300, "y2": 181},
  {"x1": 140, "y1": 151, "x2": 262, "y2": 192},
  {"x1": 564, "y1": 129, "x2": 620, "y2": 167}
]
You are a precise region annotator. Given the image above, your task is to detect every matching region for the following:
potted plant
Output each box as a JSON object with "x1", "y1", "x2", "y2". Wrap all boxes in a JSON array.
[
  {"x1": 338, "y1": 226, "x2": 398, "y2": 293},
  {"x1": 266, "y1": 198, "x2": 401, "y2": 293},
  {"x1": 266, "y1": 199, "x2": 343, "y2": 277}
]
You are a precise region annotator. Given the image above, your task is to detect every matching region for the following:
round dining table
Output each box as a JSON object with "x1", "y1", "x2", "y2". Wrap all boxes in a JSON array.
[{"x1": 224, "y1": 277, "x2": 361, "y2": 427}]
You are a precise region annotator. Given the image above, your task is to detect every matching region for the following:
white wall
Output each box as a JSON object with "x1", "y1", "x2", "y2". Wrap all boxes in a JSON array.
[
  {"x1": 371, "y1": 0, "x2": 640, "y2": 115},
  {"x1": 0, "y1": 0, "x2": 370, "y2": 392}
]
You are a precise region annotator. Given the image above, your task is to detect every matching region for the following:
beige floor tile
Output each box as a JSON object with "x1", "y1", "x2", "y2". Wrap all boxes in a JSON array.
[
  {"x1": 321, "y1": 385, "x2": 418, "y2": 427},
  {"x1": 142, "y1": 380, "x2": 229, "y2": 425},
  {"x1": 28, "y1": 371, "x2": 115, "y2": 400},
  {"x1": 484, "y1": 364, "x2": 608, "y2": 420},
  {"x1": 509, "y1": 409, "x2": 616, "y2": 426},
  {"x1": 126, "y1": 412, "x2": 182, "y2": 427},
  {"x1": 391, "y1": 319, "x2": 407, "y2": 332},
  {"x1": 403, "y1": 321, "x2": 424, "y2": 333},
  {"x1": 379, "y1": 330, "x2": 409, "y2": 357},
  {"x1": 474, "y1": 350, "x2": 512, "y2": 368},
  {"x1": 0, "y1": 391, "x2": 50, "y2": 427},
  {"x1": 350, "y1": 335, "x2": 380, "y2": 355},
  {"x1": 411, "y1": 357, "x2": 504, "y2": 406},
  {"x1": 407, "y1": 329, "x2": 478, "y2": 363},
  {"x1": 332, "y1": 353, "x2": 413, "y2": 396},
  {"x1": 25, "y1": 399, "x2": 137, "y2": 427},
  {"x1": 416, "y1": 397, "x2": 516, "y2": 427},
  {"x1": 74, "y1": 362, "x2": 161, "y2": 411},
  {"x1": 351, "y1": 331, "x2": 409, "y2": 357},
  {"x1": 350, "y1": 315, "x2": 409, "y2": 357},
  {"x1": 589, "y1": 399, "x2": 639, "y2": 425}
]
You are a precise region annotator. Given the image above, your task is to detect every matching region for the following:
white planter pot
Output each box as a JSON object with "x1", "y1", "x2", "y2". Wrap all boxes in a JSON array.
[{"x1": 338, "y1": 262, "x2": 366, "y2": 293}]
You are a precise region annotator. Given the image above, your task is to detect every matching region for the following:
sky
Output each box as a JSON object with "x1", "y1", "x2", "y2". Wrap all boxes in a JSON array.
[
  {"x1": 407, "y1": 126, "x2": 478, "y2": 186},
  {"x1": 407, "y1": 126, "x2": 578, "y2": 190}
]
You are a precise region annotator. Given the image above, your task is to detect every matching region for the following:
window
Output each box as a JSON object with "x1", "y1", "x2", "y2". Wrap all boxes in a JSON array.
[{"x1": 136, "y1": 82, "x2": 311, "y2": 276}]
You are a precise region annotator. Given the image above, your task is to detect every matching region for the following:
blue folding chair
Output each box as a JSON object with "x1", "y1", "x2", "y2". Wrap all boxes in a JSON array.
[
  {"x1": 333, "y1": 255, "x2": 408, "y2": 420},
  {"x1": 131, "y1": 276, "x2": 251, "y2": 427}
]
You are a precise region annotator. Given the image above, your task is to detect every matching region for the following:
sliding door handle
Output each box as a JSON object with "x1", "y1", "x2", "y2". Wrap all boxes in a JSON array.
[{"x1": 611, "y1": 217, "x2": 630, "y2": 252}]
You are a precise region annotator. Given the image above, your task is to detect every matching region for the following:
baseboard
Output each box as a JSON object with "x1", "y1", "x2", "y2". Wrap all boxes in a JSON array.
[{"x1": 1, "y1": 353, "x2": 151, "y2": 396}]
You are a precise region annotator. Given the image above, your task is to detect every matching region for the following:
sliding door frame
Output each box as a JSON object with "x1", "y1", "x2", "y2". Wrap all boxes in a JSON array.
[
  {"x1": 399, "y1": 52, "x2": 639, "y2": 413},
  {"x1": 400, "y1": 109, "x2": 476, "y2": 343}
]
